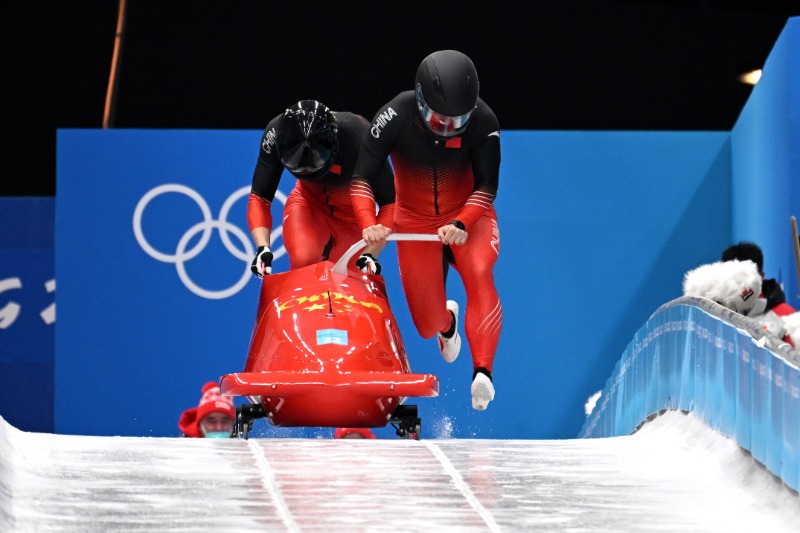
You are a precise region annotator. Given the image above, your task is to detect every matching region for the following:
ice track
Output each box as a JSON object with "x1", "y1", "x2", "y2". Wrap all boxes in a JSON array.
[{"x1": 2, "y1": 411, "x2": 799, "y2": 532}]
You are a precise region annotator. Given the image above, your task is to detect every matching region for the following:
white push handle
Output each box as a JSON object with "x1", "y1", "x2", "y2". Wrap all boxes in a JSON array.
[{"x1": 332, "y1": 233, "x2": 440, "y2": 276}]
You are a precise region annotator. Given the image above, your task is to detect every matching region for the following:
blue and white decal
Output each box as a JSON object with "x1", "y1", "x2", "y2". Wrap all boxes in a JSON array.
[{"x1": 316, "y1": 328, "x2": 348, "y2": 346}]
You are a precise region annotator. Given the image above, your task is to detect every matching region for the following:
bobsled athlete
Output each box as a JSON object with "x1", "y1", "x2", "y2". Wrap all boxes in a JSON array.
[
  {"x1": 178, "y1": 381, "x2": 236, "y2": 438},
  {"x1": 248, "y1": 100, "x2": 395, "y2": 277},
  {"x1": 351, "y1": 50, "x2": 502, "y2": 410}
]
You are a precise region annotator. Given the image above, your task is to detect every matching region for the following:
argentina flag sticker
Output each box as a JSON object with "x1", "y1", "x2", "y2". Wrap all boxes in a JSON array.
[{"x1": 316, "y1": 329, "x2": 348, "y2": 345}]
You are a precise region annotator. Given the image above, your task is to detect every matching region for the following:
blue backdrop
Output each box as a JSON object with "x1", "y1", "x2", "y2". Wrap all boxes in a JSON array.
[
  {"x1": 52, "y1": 128, "x2": 732, "y2": 439},
  {"x1": 0, "y1": 198, "x2": 55, "y2": 433},
  {"x1": 731, "y1": 17, "x2": 800, "y2": 307}
]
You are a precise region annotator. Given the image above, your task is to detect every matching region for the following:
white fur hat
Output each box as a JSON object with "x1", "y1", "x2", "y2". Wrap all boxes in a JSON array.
[{"x1": 683, "y1": 259, "x2": 762, "y2": 315}]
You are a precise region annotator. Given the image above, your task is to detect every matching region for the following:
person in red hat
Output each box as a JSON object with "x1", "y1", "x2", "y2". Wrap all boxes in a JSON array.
[
  {"x1": 334, "y1": 427, "x2": 377, "y2": 439},
  {"x1": 178, "y1": 381, "x2": 236, "y2": 438}
]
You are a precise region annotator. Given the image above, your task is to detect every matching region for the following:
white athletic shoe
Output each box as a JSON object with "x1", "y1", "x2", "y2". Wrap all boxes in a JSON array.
[
  {"x1": 437, "y1": 300, "x2": 461, "y2": 363},
  {"x1": 471, "y1": 373, "x2": 495, "y2": 411}
]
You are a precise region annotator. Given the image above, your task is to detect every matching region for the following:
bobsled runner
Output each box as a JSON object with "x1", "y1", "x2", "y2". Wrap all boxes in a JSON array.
[{"x1": 221, "y1": 234, "x2": 440, "y2": 439}]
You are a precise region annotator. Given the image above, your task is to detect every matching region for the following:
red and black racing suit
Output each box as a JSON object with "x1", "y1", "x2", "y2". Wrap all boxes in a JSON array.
[
  {"x1": 352, "y1": 91, "x2": 502, "y2": 373},
  {"x1": 248, "y1": 111, "x2": 395, "y2": 271}
]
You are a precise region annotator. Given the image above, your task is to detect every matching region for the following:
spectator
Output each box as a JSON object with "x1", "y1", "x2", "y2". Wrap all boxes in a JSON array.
[
  {"x1": 722, "y1": 241, "x2": 798, "y2": 346},
  {"x1": 248, "y1": 100, "x2": 395, "y2": 277},
  {"x1": 721, "y1": 242, "x2": 796, "y2": 317},
  {"x1": 178, "y1": 381, "x2": 236, "y2": 438}
]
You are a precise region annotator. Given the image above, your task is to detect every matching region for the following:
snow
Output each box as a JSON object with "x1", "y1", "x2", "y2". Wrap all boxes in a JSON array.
[{"x1": 1, "y1": 411, "x2": 798, "y2": 532}]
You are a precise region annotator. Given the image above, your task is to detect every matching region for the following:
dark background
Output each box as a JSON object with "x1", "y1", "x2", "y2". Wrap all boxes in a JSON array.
[{"x1": 4, "y1": 0, "x2": 799, "y2": 197}]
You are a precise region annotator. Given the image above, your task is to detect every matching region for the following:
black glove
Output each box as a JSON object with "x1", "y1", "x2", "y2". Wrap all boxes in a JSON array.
[
  {"x1": 356, "y1": 253, "x2": 381, "y2": 275},
  {"x1": 250, "y1": 245, "x2": 273, "y2": 277}
]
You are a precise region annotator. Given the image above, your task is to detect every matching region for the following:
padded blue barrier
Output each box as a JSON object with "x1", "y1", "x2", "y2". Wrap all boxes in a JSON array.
[{"x1": 580, "y1": 296, "x2": 800, "y2": 492}]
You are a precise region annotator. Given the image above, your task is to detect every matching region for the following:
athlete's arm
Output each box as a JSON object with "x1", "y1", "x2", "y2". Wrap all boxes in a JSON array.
[
  {"x1": 453, "y1": 106, "x2": 501, "y2": 231},
  {"x1": 352, "y1": 95, "x2": 406, "y2": 244},
  {"x1": 248, "y1": 119, "x2": 284, "y2": 247}
]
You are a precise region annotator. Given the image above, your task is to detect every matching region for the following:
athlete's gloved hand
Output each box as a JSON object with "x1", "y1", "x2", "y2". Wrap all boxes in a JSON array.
[
  {"x1": 250, "y1": 245, "x2": 273, "y2": 277},
  {"x1": 356, "y1": 253, "x2": 381, "y2": 275}
]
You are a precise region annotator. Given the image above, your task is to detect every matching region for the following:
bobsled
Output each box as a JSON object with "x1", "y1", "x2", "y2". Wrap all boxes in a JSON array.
[{"x1": 221, "y1": 234, "x2": 440, "y2": 439}]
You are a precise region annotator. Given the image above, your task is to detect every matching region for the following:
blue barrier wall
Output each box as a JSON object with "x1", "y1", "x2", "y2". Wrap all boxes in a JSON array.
[
  {"x1": 499, "y1": 130, "x2": 731, "y2": 437},
  {"x1": 52, "y1": 129, "x2": 730, "y2": 439},
  {"x1": 731, "y1": 17, "x2": 800, "y2": 311},
  {"x1": 0, "y1": 198, "x2": 55, "y2": 433},
  {"x1": 580, "y1": 297, "x2": 800, "y2": 492}
]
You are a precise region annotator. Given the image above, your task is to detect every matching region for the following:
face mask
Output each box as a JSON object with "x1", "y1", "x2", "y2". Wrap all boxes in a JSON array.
[{"x1": 204, "y1": 431, "x2": 231, "y2": 439}]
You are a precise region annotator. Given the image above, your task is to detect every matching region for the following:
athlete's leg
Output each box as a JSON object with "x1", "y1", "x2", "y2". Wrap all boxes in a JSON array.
[
  {"x1": 282, "y1": 191, "x2": 331, "y2": 269},
  {"x1": 450, "y1": 214, "x2": 502, "y2": 372},
  {"x1": 396, "y1": 240, "x2": 451, "y2": 339}
]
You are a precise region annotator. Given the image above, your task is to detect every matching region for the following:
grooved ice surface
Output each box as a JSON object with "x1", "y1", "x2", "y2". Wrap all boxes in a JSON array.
[{"x1": 1, "y1": 411, "x2": 798, "y2": 532}]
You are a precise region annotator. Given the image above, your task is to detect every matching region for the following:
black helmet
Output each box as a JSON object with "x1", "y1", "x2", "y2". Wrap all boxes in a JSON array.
[
  {"x1": 415, "y1": 50, "x2": 479, "y2": 137},
  {"x1": 276, "y1": 100, "x2": 338, "y2": 179}
]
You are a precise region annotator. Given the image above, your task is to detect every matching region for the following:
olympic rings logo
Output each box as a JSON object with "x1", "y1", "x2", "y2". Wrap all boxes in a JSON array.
[{"x1": 133, "y1": 184, "x2": 286, "y2": 300}]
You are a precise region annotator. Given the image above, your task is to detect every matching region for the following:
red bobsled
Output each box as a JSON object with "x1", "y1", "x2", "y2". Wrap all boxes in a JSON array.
[{"x1": 220, "y1": 234, "x2": 440, "y2": 438}]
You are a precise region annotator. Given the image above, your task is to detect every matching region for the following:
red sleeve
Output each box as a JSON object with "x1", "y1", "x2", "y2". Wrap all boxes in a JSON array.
[
  {"x1": 247, "y1": 193, "x2": 272, "y2": 232},
  {"x1": 454, "y1": 189, "x2": 496, "y2": 230},
  {"x1": 177, "y1": 407, "x2": 201, "y2": 438},
  {"x1": 772, "y1": 302, "x2": 797, "y2": 317},
  {"x1": 456, "y1": 106, "x2": 500, "y2": 230},
  {"x1": 351, "y1": 178, "x2": 378, "y2": 229}
]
